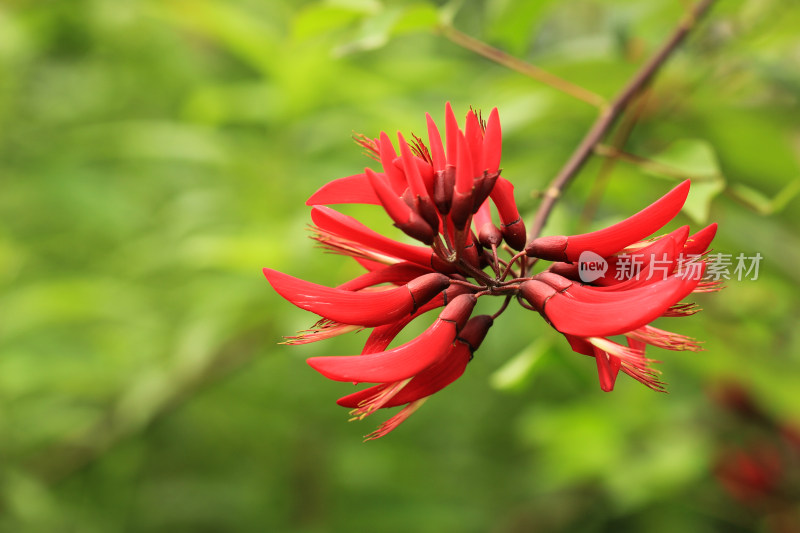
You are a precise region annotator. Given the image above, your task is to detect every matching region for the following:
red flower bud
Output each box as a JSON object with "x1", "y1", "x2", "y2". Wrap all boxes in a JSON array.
[
  {"x1": 365, "y1": 167, "x2": 435, "y2": 245},
  {"x1": 489, "y1": 177, "x2": 526, "y2": 250}
]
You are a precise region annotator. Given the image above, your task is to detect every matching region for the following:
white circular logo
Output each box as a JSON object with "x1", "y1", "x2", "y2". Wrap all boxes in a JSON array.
[{"x1": 578, "y1": 251, "x2": 608, "y2": 283}]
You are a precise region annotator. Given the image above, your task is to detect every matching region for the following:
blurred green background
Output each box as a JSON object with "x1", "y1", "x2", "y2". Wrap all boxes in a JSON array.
[{"x1": 1, "y1": 0, "x2": 799, "y2": 531}]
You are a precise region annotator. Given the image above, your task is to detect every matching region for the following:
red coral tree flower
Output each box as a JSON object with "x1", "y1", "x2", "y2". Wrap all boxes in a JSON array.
[{"x1": 264, "y1": 104, "x2": 719, "y2": 439}]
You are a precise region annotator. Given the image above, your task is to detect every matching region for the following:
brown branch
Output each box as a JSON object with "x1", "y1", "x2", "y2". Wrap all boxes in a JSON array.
[
  {"x1": 527, "y1": 0, "x2": 717, "y2": 243},
  {"x1": 438, "y1": 25, "x2": 607, "y2": 109},
  {"x1": 578, "y1": 88, "x2": 653, "y2": 230}
]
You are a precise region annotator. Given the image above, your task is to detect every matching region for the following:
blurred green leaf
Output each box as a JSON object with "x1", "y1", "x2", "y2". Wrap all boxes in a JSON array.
[
  {"x1": 489, "y1": 338, "x2": 551, "y2": 392},
  {"x1": 146, "y1": 0, "x2": 281, "y2": 76},
  {"x1": 292, "y1": 4, "x2": 365, "y2": 41},
  {"x1": 651, "y1": 139, "x2": 719, "y2": 177},
  {"x1": 485, "y1": 0, "x2": 557, "y2": 55},
  {"x1": 333, "y1": 3, "x2": 439, "y2": 56},
  {"x1": 393, "y1": 4, "x2": 440, "y2": 34}
]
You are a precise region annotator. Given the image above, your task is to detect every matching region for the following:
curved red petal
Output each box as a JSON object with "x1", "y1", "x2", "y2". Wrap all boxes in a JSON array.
[
  {"x1": 397, "y1": 132, "x2": 429, "y2": 201},
  {"x1": 366, "y1": 167, "x2": 434, "y2": 244},
  {"x1": 307, "y1": 293, "x2": 476, "y2": 383},
  {"x1": 581, "y1": 236, "x2": 677, "y2": 289},
  {"x1": 378, "y1": 132, "x2": 407, "y2": 194},
  {"x1": 474, "y1": 201, "x2": 502, "y2": 247},
  {"x1": 306, "y1": 173, "x2": 381, "y2": 206},
  {"x1": 444, "y1": 102, "x2": 459, "y2": 164},
  {"x1": 592, "y1": 235, "x2": 680, "y2": 289},
  {"x1": 264, "y1": 268, "x2": 448, "y2": 326},
  {"x1": 361, "y1": 285, "x2": 471, "y2": 354},
  {"x1": 542, "y1": 270, "x2": 703, "y2": 337},
  {"x1": 464, "y1": 109, "x2": 484, "y2": 177},
  {"x1": 339, "y1": 312, "x2": 491, "y2": 407},
  {"x1": 365, "y1": 167, "x2": 413, "y2": 225},
  {"x1": 311, "y1": 206, "x2": 453, "y2": 271},
  {"x1": 337, "y1": 343, "x2": 470, "y2": 408},
  {"x1": 455, "y1": 130, "x2": 473, "y2": 194},
  {"x1": 564, "y1": 333, "x2": 594, "y2": 356},
  {"x1": 482, "y1": 108, "x2": 502, "y2": 174},
  {"x1": 526, "y1": 180, "x2": 691, "y2": 262},
  {"x1": 594, "y1": 346, "x2": 622, "y2": 392},
  {"x1": 426, "y1": 112, "x2": 446, "y2": 172},
  {"x1": 307, "y1": 317, "x2": 458, "y2": 382}
]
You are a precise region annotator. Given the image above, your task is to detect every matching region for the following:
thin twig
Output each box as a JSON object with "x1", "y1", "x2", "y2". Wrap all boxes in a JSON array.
[
  {"x1": 438, "y1": 25, "x2": 607, "y2": 109},
  {"x1": 593, "y1": 144, "x2": 719, "y2": 182},
  {"x1": 499, "y1": 250, "x2": 526, "y2": 281},
  {"x1": 490, "y1": 295, "x2": 513, "y2": 320},
  {"x1": 578, "y1": 87, "x2": 653, "y2": 230},
  {"x1": 527, "y1": 0, "x2": 717, "y2": 244}
]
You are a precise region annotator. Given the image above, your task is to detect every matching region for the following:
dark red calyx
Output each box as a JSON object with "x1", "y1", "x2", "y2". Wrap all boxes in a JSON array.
[
  {"x1": 456, "y1": 315, "x2": 494, "y2": 354},
  {"x1": 534, "y1": 272, "x2": 573, "y2": 292},
  {"x1": 407, "y1": 273, "x2": 451, "y2": 311},
  {"x1": 502, "y1": 218, "x2": 527, "y2": 251},
  {"x1": 525, "y1": 235, "x2": 569, "y2": 261},
  {"x1": 519, "y1": 280, "x2": 557, "y2": 312},
  {"x1": 438, "y1": 293, "x2": 478, "y2": 331}
]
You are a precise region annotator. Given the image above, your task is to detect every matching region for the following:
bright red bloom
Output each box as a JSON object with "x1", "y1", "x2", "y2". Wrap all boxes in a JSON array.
[
  {"x1": 522, "y1": 186, "x2": 719, "y2": 392},
  {"x1": 264, "y1": 104, "x2": 719, "y2": 439},
  {"x1": 520, "y1": 268, "x2": 705, "y2": 391}
]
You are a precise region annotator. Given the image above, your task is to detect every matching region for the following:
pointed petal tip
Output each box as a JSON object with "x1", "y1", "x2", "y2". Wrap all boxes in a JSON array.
[
  {"x1": 306, "y1": 173, "x2": 381, "y2": 206},
  {"x1": 684, "y1": 222, "x2": 718, "y2": 255}
]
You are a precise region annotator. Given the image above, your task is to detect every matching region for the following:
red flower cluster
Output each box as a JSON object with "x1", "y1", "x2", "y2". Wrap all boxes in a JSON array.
[{"x1": 264, "y1": 104, "x2": 718, "y2": 439}]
